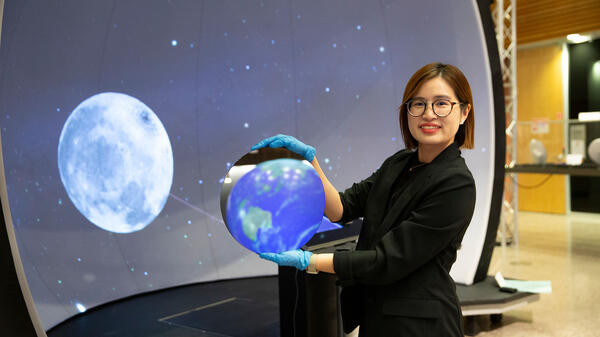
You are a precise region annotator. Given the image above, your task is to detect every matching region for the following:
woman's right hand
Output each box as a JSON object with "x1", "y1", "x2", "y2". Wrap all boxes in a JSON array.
[{"x1": 251, "y1": 134, "x2": 316, "y2": 162}]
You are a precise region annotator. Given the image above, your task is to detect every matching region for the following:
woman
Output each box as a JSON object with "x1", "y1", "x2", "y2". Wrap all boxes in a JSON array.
[{"x1": 255, "y1": 62, "x2": 476, "y2": 336}]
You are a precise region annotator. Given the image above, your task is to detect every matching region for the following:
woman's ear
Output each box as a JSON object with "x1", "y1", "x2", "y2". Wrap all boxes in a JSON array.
[{"x1": 461, "y1": 103, "x2": 471, "y2": 124}]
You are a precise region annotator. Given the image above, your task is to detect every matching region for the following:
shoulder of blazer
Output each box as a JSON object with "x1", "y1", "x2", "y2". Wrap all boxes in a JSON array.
[
  {"x1": 371, "y1": 149, "x2": 416, "y2": 184},
  {"x1": 391, "y1": 148, "x2": 416, "y2": 160},
  {"x1": 380, "y1": 148, "x2": 416, "y2": 169},
  {"x1": 428, "y1": 156, "x2": 475, "y2": 193},
  {"x1": 420, "y1": 144, "x2": 475, "y2": 190}
]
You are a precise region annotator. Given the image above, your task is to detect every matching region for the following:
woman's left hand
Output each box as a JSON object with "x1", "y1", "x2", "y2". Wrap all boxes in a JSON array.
[
  {"x1": 251, "y1": 134, "x2": 316, "y2": 162},
  {"x1": 259, "y1": 249, "x2": 312, "y2": 270}
]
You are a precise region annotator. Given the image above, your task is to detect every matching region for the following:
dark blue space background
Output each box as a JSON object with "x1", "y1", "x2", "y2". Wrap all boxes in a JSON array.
[{"x1": 0, "y1": 0, "x2": 495, "y2": 329}]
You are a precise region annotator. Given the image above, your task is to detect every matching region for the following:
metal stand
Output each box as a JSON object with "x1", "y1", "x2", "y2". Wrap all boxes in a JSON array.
[{"x1": 492, "y1": 0, "x2": 518, "y2": 247}]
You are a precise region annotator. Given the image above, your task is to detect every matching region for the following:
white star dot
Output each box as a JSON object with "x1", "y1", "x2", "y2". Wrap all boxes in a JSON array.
[{"x1": 75, "y1": 303, "x2": 86, "y2": 313}]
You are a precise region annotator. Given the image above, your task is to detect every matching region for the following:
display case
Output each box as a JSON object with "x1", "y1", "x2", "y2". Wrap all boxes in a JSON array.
[
  {"x1": 508, "y1": 117, "x2": 600, "y2": 172},
  {"x1": 505, "y1": 116, "x2": 600, "y2": 215}
]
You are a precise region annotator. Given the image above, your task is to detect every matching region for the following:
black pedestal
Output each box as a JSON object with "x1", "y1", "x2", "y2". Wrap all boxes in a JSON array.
[
  {"x1": 277, "y1": 240, "x2": 358, "y2": 337},
  {"x1": 278, "y1": 266, "x2": 342, "y2": 337}
]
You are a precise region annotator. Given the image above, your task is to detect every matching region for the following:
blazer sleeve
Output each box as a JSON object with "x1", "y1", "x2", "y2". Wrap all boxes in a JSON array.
[
  {"x1": 337, "y1": 166, "x2": 383, "y2": 224},
  {"x1": 333, "y1": 168, "x2": 476, "y2": 285}
]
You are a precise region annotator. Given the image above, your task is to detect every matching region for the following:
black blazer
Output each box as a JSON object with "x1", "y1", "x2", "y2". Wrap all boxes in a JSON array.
[{"x1": 333, "y1": 143, "x2": 476, "y2": 337}]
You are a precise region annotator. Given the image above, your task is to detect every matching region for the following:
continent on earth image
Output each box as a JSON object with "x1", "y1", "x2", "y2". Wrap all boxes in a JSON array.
[
  {"x1": 242, "y1": 205, "x2": 273, "y2": 241},
  {"x1": 225, "y1": 158, "x2": 325, "y2": 253}
]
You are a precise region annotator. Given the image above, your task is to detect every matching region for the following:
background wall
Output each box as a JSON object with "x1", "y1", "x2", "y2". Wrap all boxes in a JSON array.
[
  {"x1": 509, "y1": 0, "x2": 600, "y2": 214},
  {"x1": 0, "y1": 0, "x2": 497, "y2": 330},
  {"x1": 516, "y1": 44, "x2": 566, "y2": 213},
  {"x1": 568, "y1": 38, "x2": 600, "y2": 213}
]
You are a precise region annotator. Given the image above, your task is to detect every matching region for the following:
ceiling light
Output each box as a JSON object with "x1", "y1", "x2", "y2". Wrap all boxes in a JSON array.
[
  {"x1": 578, "y1": 112, "x2": 600, "y2": 122},
  {"x1": 567, "y1": 34, "x2": 591, "y2": 44}
]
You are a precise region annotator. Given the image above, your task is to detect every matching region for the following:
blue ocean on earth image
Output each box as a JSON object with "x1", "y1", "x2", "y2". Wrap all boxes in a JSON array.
[
  {"x1": 226, "y1": 158, "x2": 325, "y2": 254},
  {"x1": 57, "y1": 92, "x2": 173, "y2": 233},
  {"x1": 316, "y1": 216, "x2": 343, "y2": 233}
]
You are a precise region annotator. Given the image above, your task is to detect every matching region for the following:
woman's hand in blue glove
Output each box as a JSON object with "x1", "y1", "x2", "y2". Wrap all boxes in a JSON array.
[
  {"x1": 251, "y1": 134, "x2": 316, "y2": 162},
  {"x1": 259, "y1": 249, "x2": 313, "y2": 270}
]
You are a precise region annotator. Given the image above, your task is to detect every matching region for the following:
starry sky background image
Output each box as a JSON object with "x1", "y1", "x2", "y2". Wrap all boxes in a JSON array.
[{"x1": 0, "y1": 0, "x2": 495, "y2": 329}]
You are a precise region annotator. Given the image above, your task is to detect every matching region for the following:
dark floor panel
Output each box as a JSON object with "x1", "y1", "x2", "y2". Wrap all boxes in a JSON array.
[
  {"x1": 162, "y1": 297, "x2": 279, "y2": 337},
  {"x1": 47, "y1": 276, "x2": 279, "y2": 337}
]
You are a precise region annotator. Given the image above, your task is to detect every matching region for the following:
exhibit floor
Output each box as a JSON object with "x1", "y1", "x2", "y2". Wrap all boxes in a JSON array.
[
  {"x1": 47, "y1": 210, "x2": 598, "y2": 337},
  {"x1": 468, "y1": 211, "x2": 600, "y2": 336}
]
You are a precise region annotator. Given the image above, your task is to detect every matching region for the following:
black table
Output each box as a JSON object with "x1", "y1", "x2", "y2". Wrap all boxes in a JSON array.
[{"x1": 505, "y1": 163, "x2": 600, "y2": 177}]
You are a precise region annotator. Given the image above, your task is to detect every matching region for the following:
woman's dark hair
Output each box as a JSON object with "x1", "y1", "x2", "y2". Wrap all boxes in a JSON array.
[{"x1": 399, "y1": 62, "x2": 474, "y2": 149}]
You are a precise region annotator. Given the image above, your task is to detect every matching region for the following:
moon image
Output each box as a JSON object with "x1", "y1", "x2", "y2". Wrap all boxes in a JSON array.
[{"x1": 57, "y1": 92, "x2": 173, "y2": 233}]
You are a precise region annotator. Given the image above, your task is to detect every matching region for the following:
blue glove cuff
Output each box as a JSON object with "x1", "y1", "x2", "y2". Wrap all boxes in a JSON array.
[
  {"x1": 299, "y1": 250, "x2": 312, "y2": 270},
  {"x1": 303, "y1": 146, "x2": 316, "y2": 163}
]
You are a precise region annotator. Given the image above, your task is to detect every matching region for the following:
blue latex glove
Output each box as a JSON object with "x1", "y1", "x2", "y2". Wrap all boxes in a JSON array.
[
  {"x1": 259, "y1": 249, "x2": 313, "y2": 270},
  {"x1": 251, "y1": 134, "x2": 316, "y2": 162}
]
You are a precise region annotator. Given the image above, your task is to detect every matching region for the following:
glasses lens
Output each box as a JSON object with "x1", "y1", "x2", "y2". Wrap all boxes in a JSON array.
[
  {"x1": 408, "y1": 100, "x2": 425, "y2": 116},
  {"x1": 433, "y1": 99, "x2": 452, "y2": 116}
]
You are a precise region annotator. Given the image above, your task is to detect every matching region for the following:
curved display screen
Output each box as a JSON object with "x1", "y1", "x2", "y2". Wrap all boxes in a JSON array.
[{"x1": 0, "y1": 0, "x2": 497, "y2": 330}]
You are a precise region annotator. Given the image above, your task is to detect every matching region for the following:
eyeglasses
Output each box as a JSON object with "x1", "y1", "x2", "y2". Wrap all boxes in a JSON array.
[{"x1": 406, "y1": 98, "x2": 462, "y2": 117}]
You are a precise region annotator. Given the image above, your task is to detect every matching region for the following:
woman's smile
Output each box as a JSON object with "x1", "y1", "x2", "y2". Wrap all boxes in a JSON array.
[{"x1": 419, "y1": 123, "x2": 442, "y2": 134}]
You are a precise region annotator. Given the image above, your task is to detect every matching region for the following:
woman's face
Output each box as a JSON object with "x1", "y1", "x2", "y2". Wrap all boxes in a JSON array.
[{"x1": 407, "y1": 77, "x2": 469, "y2": 153}]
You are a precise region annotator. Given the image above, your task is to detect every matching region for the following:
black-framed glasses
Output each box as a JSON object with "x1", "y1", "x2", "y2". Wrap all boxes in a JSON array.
[{"x1": 406, "y1": 98, "x2": 462, "y2": 117}]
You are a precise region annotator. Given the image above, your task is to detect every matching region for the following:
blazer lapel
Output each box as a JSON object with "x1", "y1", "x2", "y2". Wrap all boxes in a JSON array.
[
  {"x1": 361, "y1": 151, "x2": 413, "y2": 243},
  {"x1": 370, "y1": 166, "x2": 429, "y2": 246},
  {"x1": 378, "y1": 150, "x2": 414, "y2": 206},
  {"x1": 370, "y1": 143, "x2": 461, "y2": 245}
]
